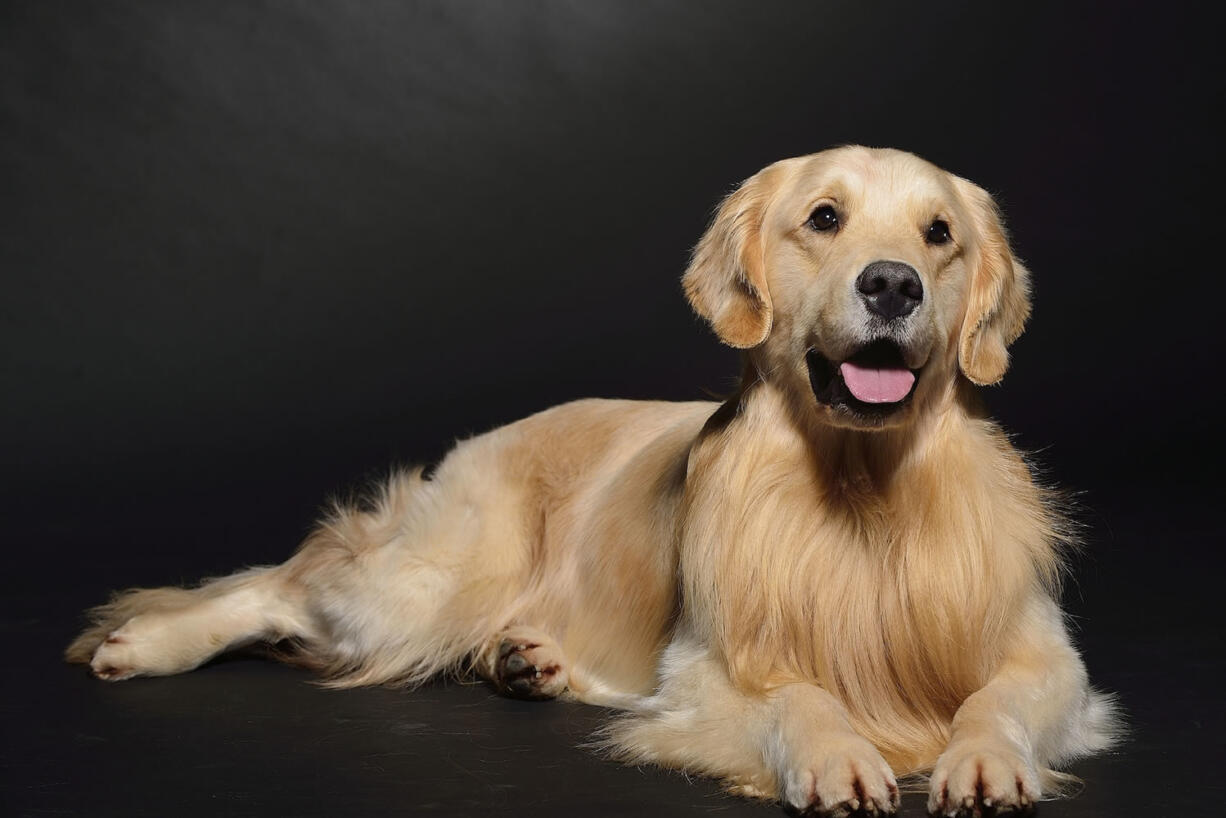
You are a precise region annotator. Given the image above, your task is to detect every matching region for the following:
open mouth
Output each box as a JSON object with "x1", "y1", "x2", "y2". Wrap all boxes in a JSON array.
[{"x1": 806, "y1": 339, "x2": 920, "y2": 417}]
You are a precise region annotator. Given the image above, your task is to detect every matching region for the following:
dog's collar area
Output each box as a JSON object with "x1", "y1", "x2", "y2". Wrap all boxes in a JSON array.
[{"x1": 806, "y1": 339, "x2": 920, "y2": 419}]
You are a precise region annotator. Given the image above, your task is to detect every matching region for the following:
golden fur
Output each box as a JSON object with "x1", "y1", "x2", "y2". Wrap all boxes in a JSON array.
[{"x1": 68, "y1": 147, "x2": 1118, "y2": 816}]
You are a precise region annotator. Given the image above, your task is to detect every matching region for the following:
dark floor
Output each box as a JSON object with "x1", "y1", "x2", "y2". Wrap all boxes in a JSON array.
[{"x1": 2, "y1": 486, "x2": 1222, "y2": 818}]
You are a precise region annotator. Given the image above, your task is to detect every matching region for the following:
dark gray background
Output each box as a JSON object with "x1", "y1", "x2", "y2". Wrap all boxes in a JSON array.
[{"x1": 2, "y1": 2, "x2": 1222, "y2": 816}]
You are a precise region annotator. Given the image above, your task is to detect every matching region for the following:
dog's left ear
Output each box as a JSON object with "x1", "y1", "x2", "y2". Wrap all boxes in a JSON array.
[
  {"x1": 955, "y1": 179, "x2": 1033, "y2": 385},
  {"x1": 682, "y1": 164, "x2": 783, "y2": 349}
]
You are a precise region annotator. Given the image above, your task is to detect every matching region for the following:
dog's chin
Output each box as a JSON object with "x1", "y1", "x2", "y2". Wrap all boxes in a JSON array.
[{"x1": 806, "y1": 339, "x2": 922, "y2": 430}]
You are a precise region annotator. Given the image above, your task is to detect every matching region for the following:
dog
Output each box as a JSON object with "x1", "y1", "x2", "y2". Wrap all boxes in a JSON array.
[{"x1": 67, "y1": 146, "x2": 1119, "y2": 816}]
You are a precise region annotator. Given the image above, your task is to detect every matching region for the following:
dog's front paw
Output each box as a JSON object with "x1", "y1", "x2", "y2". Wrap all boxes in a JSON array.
[
  {"x1": 927, "y1": 740, "x2": 1040, "y2": 817},
  {"x1": 781, "y1": 732, "x2": 899, "y2": 817}
]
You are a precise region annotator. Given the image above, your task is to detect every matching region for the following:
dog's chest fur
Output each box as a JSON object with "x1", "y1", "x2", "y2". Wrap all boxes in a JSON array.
[{"x1": 678, "y1": 387, "x2": 1061, "y2": 770}]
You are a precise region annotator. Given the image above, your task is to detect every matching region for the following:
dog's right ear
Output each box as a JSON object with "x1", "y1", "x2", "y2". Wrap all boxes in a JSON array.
[{"x1": 682, "y1": 166, "x2": 780, "y2": 349}]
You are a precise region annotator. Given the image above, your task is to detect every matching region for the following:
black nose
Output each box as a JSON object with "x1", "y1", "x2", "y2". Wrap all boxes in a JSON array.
[{"x1": 856, "y1": 261, "x2": 924, "y2": 321}]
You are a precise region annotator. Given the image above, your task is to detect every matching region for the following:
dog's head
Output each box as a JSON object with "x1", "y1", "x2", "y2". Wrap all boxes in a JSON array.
[{"x1": 684, "y1": 146, "x2": 1030, "y2": 430}]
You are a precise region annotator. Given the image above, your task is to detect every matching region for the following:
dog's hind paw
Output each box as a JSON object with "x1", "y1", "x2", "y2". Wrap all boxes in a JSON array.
[
  {"x1": 88, "y1": 620, "x2": 151, "y2": 681},
  {"x1": 493, "y1": 627, "x2": 568, "y2": 700}
]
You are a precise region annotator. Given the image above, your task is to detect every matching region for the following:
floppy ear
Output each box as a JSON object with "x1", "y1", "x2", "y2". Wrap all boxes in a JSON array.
[
  {"x1": 682, "y1": 167, "x2": 779, "y2": 348},
  {"x1": 956, "y1": 180, "x2": 1033, "y2": 385}
]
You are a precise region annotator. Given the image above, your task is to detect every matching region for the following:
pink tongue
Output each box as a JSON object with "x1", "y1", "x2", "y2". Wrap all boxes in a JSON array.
[{"x1": 839, "y1": 361, "x2": 915, "y2": 404}]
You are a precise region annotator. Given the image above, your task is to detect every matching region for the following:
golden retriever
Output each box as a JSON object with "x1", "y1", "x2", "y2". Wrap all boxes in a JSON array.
[{"x1": 67, "y1": 146, "x2": 1118, "y2": 816}]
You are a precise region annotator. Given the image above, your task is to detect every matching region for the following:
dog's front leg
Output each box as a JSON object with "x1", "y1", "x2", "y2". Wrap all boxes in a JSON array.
[
  {"x1": 927, "y1": 596, "x2": 1098, "y2": 816},
  {"x1": 605, "y1": 638, "x2": 898, "y2": 816},
  {"x1": 767, "y1": 681, "x2": 901, "y2": 815}
]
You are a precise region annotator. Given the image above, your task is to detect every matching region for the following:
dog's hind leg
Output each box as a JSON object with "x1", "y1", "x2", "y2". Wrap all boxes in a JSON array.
[
  {"x1": 66, "y1": 470, "x2": 474, "y2": 684},
  {"x1": 68, "y1": 464, "x2": 532, "y2": 687},
  {"x1": 66, "y1": 565, "x2": 316, "y2": 681}
]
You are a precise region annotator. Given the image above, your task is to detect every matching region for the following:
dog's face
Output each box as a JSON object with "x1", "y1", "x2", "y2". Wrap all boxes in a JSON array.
[{"x1": 684, "y1": 147, "x2": 1031, "y2": 430}]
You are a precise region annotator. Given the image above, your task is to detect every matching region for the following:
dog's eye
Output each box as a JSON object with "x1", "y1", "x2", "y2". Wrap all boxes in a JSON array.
[
  {"x1": 807, "y1": 205, "x2": 839, "y2": 232},
  {"x1": 925, "y1": 219, "x2": 951, "y2": 245}
]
